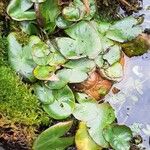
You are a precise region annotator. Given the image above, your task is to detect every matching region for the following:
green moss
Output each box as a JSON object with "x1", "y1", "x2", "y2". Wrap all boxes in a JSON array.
[{"x1": 0, "y1": 66, "x2": 50, "y2": 126}]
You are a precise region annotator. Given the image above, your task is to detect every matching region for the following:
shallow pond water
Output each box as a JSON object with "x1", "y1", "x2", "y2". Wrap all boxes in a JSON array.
[{"x1": 106, "y1": 0, "x2": 150, "y2": 148}]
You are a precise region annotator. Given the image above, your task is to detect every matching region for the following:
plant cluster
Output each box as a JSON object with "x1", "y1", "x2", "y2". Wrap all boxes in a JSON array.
[{"x1": 5, "y1": 0, "x2": 144, "y2": 149}]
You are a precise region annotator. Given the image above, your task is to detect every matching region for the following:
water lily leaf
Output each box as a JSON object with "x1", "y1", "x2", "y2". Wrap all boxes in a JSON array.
[
  {"x1": 101, "y1": 62, "x2": 123, "y2": 81},
  {"x1": 8, "y1": 32, "x2": 36, "y2": 82},
  {"x1": 39, "y1": 0, "x2": 60, "y2": 33},
  {"x1": 34, "y1": 83, "x2": 54, "y2": 104},
  {"x1": 103, "y1": 124, "x2": 132, "y2": 150},
  {"x1": 65, "y1": 21, "x2": 102, "y2": 59},
  {"x1": 33, "y1": 121, "x2": 74, "y2": 150},
  {"x1": 106, "y1": 16, "x2": 142, "y2": 42},
  {"x1": 32, "y1": 41, "x2": 51, "y2": 65},
  {"x1": 57, "y1": 68, "x2": 88, "y2": 83},
  {"x1": 63, "y1": 58, "x2": 95, "y2": 72},
  {"x1": 73, "y1": 102, "x2": 115, "y2": 147},
  {"x1": 103, "y1": 45, "x2": 121, "y2": 65},
  {"x1": 43, "y1": 85, "x2": 75, "y2": 119},
  {"x1": 75, "y1": 122, "x2": 102, "y2": 150},
  {"x1": 33, "y1": 65, "x2": 56, "y2": 80},
  {"x1": 7, "y1": 0, "x2": 36, "y2": 21}
]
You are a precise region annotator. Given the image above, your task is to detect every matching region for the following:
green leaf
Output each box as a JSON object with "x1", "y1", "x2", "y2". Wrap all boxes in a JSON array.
[
  {"x1": 7, "y1": 0, "x2": 36, "y2": 21},
  {"x1": 34, "y1": 83, "x2": 54, "y2": 104},
  {"x1": 73, "y1": 102, "x2": 115, "y2": 147},
  {"x1": 57, "y1": 68, "x2": 88, "y2": 83},
  {"x1": 48, "y1": 50, "x2": 67, "y2": 66},
  {"x1": 39, "y1": 0, "x2": 60, "y2": 33},
  {"x1": 100, "y1": 62, "x2": 123, "y2": 81},
  {"x1": 106, "y1": 16, "x2": 142, "y2": 42},
  {"x1": 55, "y1": 37, "x2": 80, "y2": 59},
  {"x1": 95, "y1": 55, "x2": 104, "y2": 68},
  {"x1": 56, "y1": 15, "x2": 73, "y2": 29},
  {"x1": 75, "y1": 122, "x2": 102, "y2": 150},
  {"x1": 20, "y1": 21, "x2": 38, "y2": 35},
  {"x1": 33, "y1": 65, "x2": 56, "y2": 80},
  {"x1": 103, "y1": 45, "x2": 121, "y2": 65},
  {"x1": 32, "y1": 41, "x2": 51, "y2": 65},
  {"x1": 8, "y1": 32, "x2": 36, "y2": 82},
  {"x1": 63, "y1": 58, "x2": 95, "y2": 72},
  {"x1": 103, "y1": 124, "x2": 132, "y2": 150},
  {"x1": 43, "y1": 85, "x2": 75, "y2": 119},
  {"x1": 33, "y1": 121, "x2": 74, "y2": 150},
  {"x1": 65, "y1": 21, "x2": 102, "y2": 59}
]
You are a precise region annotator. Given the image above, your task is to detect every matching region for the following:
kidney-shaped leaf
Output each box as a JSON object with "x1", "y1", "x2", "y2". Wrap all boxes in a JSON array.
[
  {"x1": 75, "y1": 122, "x2": 102, "y2": 150},
  {"x1": 106, "y1": 16, "x2": 142, "y2": 43},
  {"x1": 65, "y1": 21, "x2": 102, "y2": 59},
  {"x1": 103, "y1": 124, "x2": 132, "y2": 150},
  {"x1": 7, "y1": 0, "x2": 36, "y2": 21},
  {"x1": 33, "y1": 121, "x2": 74, "y2": 150},
  {"x1": 43, "y1": 85, "x2": 75, "y2": 119},
  {"x1": 73, "y1": 102, "x2": 115, "y2": 147},
  {"x1": 8, "y1": 32, "x2": 36, "y2": 82}
]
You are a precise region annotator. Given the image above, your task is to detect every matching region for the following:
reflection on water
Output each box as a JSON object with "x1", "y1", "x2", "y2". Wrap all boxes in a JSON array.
[
  {"x1": 106, "y1": 53, "x2": 150, "y2": 149},
  {"x1": 106, "y1": 1, "x2": 150, "y2": 148}
]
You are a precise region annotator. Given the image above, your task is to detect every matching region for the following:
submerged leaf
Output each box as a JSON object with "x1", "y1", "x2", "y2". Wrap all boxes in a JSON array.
[
  {"x1": 43, "y1": 85, "x2": 75, "y2": 119},
  {"x1": 103, "y1": 124, "x2": 132, "y2": 150},
  {"x1": 75, "y1": 122, "x2": 102, "y2": 150},
  {"x1": 73, "y1": 102, "x2": 115, "y2": 147},
  {"x1": 33, "y1": 121, "x2": 74, "y2": 150},
  {"x1": 7, "y1": 0, "x2": 36, "y2": 21}
]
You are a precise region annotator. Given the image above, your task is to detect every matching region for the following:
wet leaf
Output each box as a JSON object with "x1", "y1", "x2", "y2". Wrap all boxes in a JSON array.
[
  {"x1": 8, "y1": 32, "x2": 36, "y2": 82},
  {"x1": 73, "y1": 102, "x2": 115, "y2": 147},
  {"x1": 103, "y1": 124, "x2": 132, "y2": 150},
  {"x1": 7, "y1": 0, "x2": 36, "y2": 21},
  {"x1": 33, "y1": 121, "x2": 74, "y2": 150},
  {"x1": 43, "y1": 85, "x2": 75, "y2": 119},
  {"x1": 75, "y1": 122, "x2": 102, "y2": 150},
  {"x1": 65, "y1": 21, "x2": 102, "y2": 58},
  {"x1": 33, "y1": 65, "x2": 56, "y2": 80},
  {"x1": 34, "y1": 83, "x2": 54, "y2": 104},
  {"x1": 106, "y1": 17, "x2": 142, "y2": 43}
]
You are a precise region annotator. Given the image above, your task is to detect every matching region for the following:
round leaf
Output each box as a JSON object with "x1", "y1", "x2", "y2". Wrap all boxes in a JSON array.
[
  {"x1": 43, "y1": 85, "x2": 75, "y2": 119},
  {"x1": 103, "y1": 125, "x2": 132, "y2": 150},
  {"x1": 33, "y1": 65, "x2": 56, "y2": 80}
]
